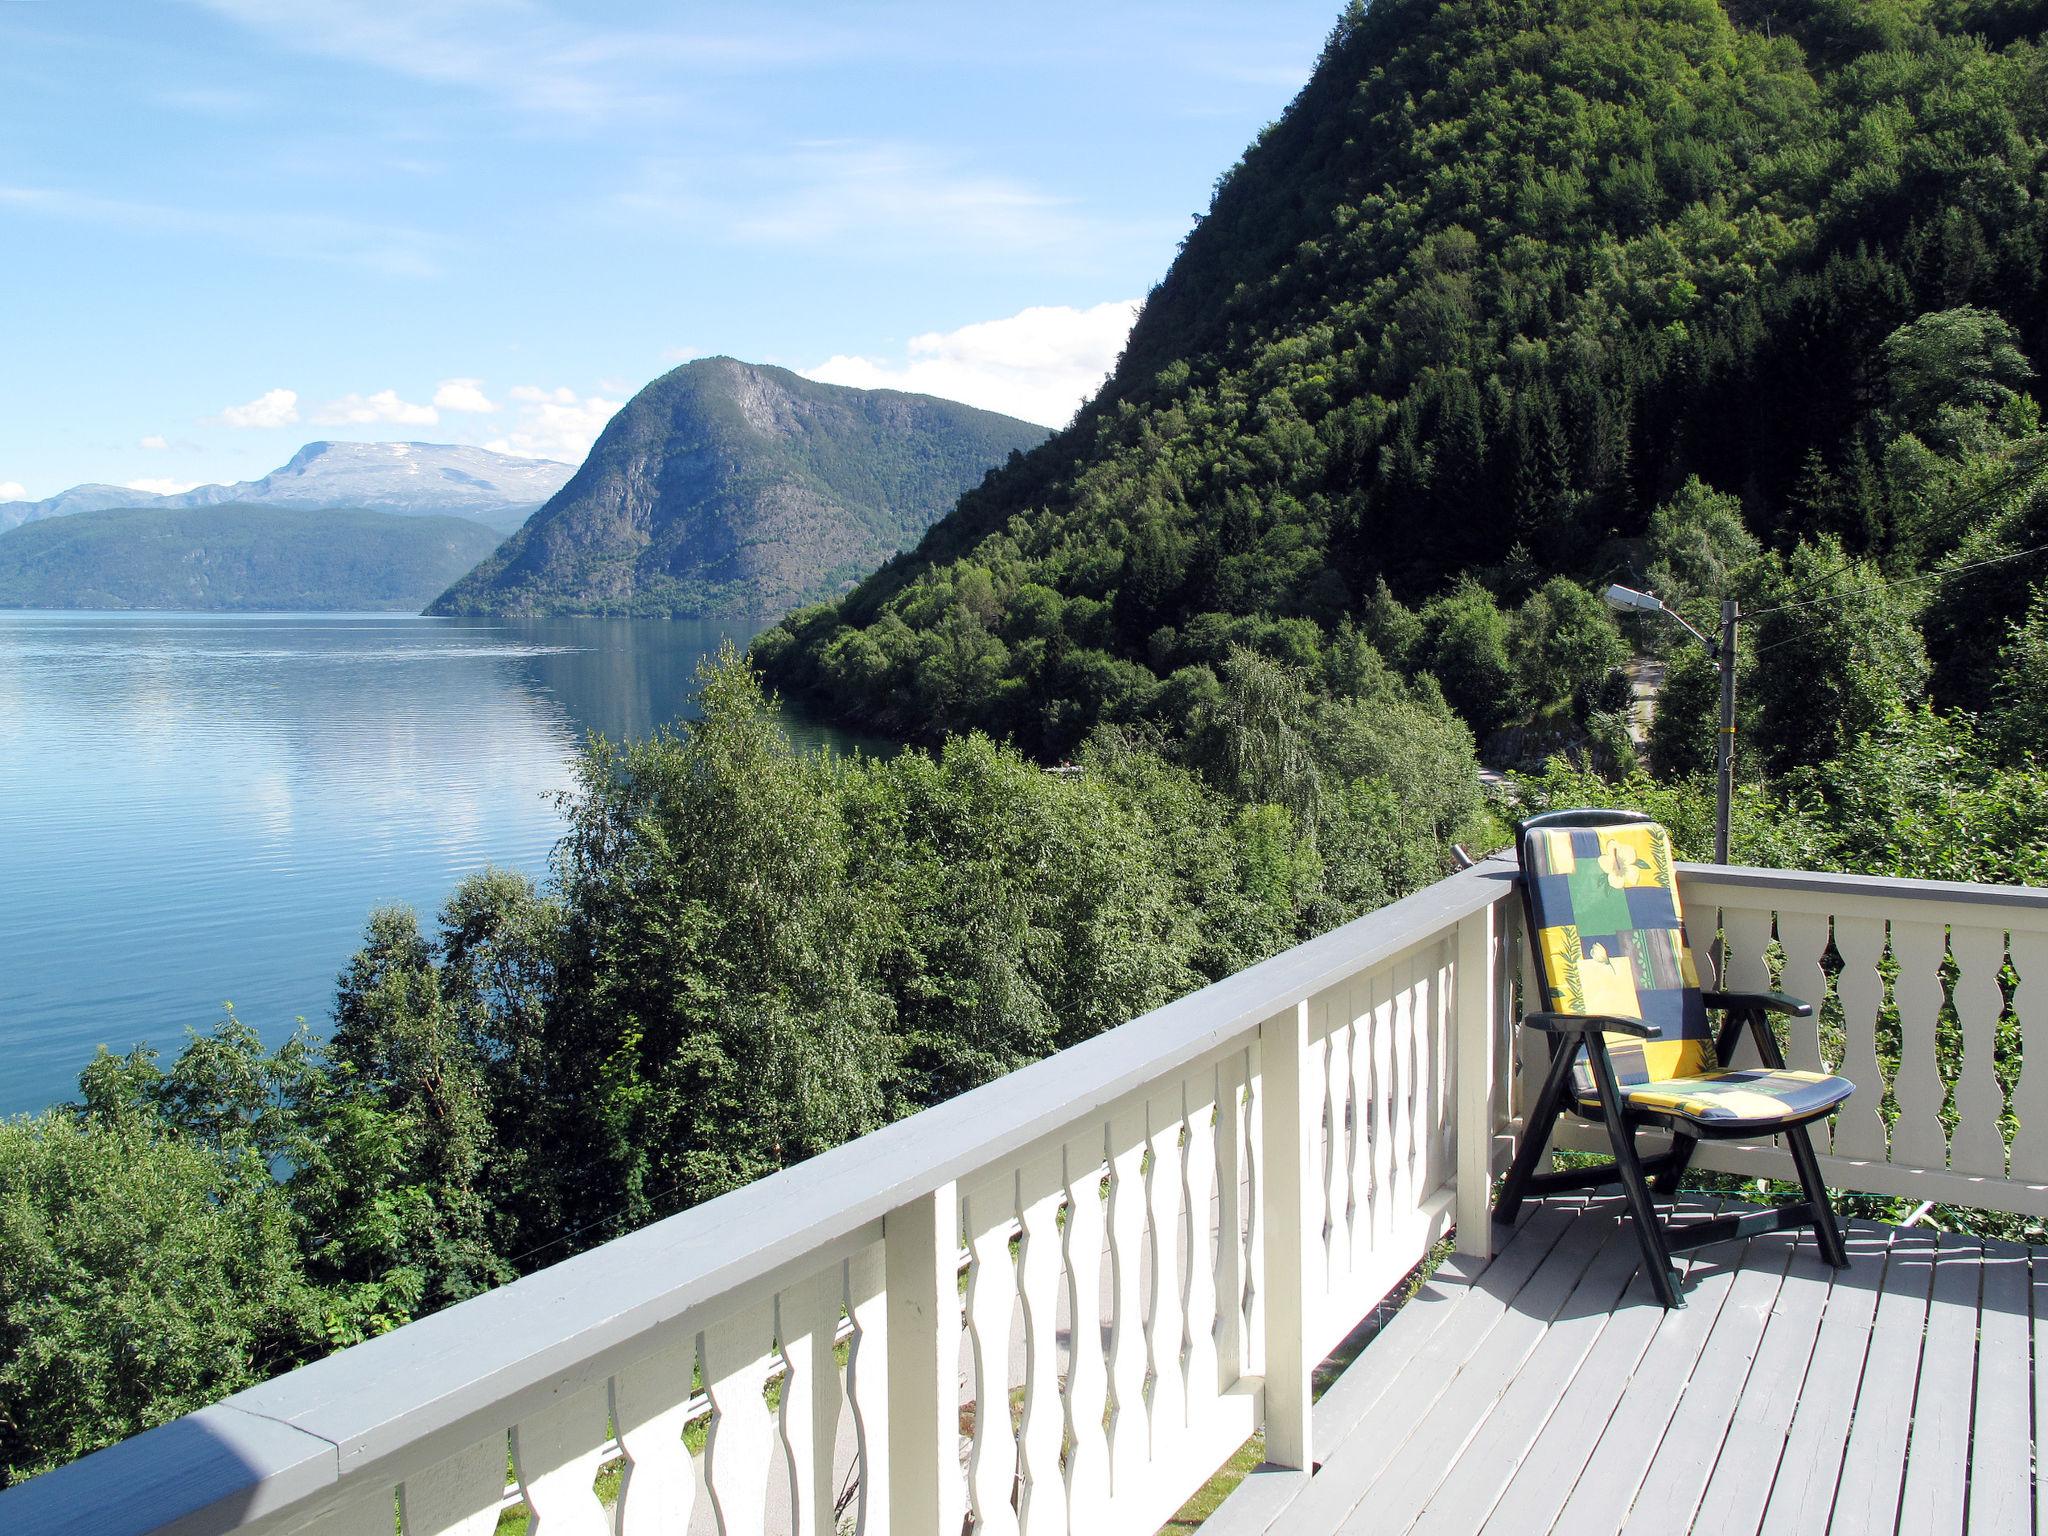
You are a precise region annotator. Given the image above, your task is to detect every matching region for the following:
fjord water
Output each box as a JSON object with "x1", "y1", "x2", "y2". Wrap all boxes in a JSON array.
[{"x1": 0, "y1": 611, "x2": 863, "y2": 1116}]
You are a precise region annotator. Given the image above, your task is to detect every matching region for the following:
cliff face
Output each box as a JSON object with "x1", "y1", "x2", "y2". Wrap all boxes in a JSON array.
[{"x1": 429, "y1": 359, "x2": 1048, "y2": 617}]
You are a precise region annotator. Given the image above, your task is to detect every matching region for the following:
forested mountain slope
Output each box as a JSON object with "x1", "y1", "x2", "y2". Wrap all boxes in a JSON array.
[
  {"x1": 431, "y1": 359, "x2": 1046, "y2": 618},
  {"x1": 760, "y1": 0, "x2": 2048, "y2": 759}
]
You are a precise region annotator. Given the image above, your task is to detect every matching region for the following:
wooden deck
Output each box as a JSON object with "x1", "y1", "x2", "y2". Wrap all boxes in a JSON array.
[{"x1": 1212, "y1": 1194, "x2": 2040, "y2": 1535}]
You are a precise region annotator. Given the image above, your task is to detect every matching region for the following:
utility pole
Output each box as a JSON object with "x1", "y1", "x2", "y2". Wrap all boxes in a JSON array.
[{"x1": 1715, "y1": 597, "x2": 1738, "y2": 866}]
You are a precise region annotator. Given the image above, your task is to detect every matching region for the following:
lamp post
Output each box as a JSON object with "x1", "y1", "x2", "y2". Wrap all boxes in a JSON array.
[{"x1": 1604, "y1": 584, "x2": 1738, "y2": 864}]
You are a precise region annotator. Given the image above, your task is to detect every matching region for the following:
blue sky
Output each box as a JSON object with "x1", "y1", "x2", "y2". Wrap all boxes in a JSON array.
[{"x1": 0, "y1": 1, "x2": 1341, "y2": 501}]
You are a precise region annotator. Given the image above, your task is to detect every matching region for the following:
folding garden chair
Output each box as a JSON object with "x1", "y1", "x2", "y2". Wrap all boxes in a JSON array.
[{"x1": 1494, "y1": 808, "x2": 1854, "y2": 1307}]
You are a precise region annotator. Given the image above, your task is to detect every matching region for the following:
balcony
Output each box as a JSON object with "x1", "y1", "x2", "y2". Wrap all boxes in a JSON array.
[{"x1": 6, "y1": 857, "x2": 2044, "y2": 1535}]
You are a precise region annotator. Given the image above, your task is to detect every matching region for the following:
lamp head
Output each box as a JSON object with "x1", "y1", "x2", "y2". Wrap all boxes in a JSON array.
[{"x1": 1603, "y1": 583, "x2": 1665, "y2": 614}]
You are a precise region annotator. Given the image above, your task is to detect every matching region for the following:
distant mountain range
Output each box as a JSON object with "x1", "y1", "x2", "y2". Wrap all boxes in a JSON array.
[
  {"x1": 430, "y1": 358, "x2": 1048, "y2": 618},
  {"x1": 0, "y1": 503, "x2": 506, "y2": 612},
  {"x1": 0, "y1": 442, "x2": 575, "y2": 534}
]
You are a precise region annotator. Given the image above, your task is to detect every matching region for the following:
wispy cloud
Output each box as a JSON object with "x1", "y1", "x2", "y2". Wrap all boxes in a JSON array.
[
  {"x1": 0, "y1": 184, "x2": 443, "y2": 277},
  {"x1": 433, "y1": 378, "x2": 497, "y2": 414},
  {"x1": 190, "y1": 0, "x2": 852, "y2": 124},
  {"x1": 621, "y1": 140, "x2": 1098, "y2": 257},
  {"x1": 139, "y1": 434, "x2": 169, "y2": 450},
  {"x1": 804, "y1": 299, "x2": 1141, "y2": 428},
  {"x1": 217, "y1": 389, "x2": 300, "y2": 429},
  {"x1": 484, "y1": 386, "x2": 623, "y2": 461},
  {"x1": 314, "y1": 389, "x2": 438, "y2": 426}
]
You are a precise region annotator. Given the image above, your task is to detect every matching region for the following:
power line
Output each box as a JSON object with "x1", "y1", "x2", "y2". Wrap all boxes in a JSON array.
[{"x1": 1745, "y1": 541, "x2": 2048, "y2": 655}]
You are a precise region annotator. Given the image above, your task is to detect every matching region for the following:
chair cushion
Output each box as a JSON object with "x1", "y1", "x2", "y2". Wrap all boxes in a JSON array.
[{"x1": 1578, "y1": 1067, "x2": 1855, "y2": 1130}]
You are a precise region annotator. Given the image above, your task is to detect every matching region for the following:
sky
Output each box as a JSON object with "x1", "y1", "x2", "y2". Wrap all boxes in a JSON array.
[{"x1": 0, "y1": 1, "x2": 1342, "y2": 502}]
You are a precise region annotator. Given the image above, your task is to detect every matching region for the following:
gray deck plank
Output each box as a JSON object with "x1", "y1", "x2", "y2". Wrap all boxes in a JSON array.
[
  {"x1": 1471, "y1": 1204, "x2": 1739, "y2": 1536},
  {"x1": 1753, "y1": 1220, "x2": 1895, "y2": 1536},
  {"x1": 1614, "y1": 1226, "x2": 1802, "y2": 1535},
  {"x1": 1547, "y1": 1218, "x2": 1786, "y2": 1535},
  {"x1": 1400, "y1": 1202, "x2": 1648, "y2": 1535},
  {"x1": 1964, "y1": 1238, "x2": 2031, "y2": 1534},
  {"x1": 1328, "y1": 1205, "x2": 1630, "y2": 1532},
  {"x1": 1828, "y1": 1226, "x2": 1937, "y2": 1536},
  {"x1": 1272, "y1": 1202, "x2": 1600, "y2": 1531},
  {"x1": 1895, "y1": 1233, "x2": 1984, "y2": 1536},
  {"x1": 1688, "y1": 1232, "x2": 1841, "y2": 1536}
]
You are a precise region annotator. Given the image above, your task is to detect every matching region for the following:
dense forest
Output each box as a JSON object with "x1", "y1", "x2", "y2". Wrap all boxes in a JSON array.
[{"x1": 16, "y1": 0, "x2": 2048, "y2": 1490}]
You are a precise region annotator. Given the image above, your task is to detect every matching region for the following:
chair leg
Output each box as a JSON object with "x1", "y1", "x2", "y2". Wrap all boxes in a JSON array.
[
  {"x1": 1785, "y1": 1122, "x2": 1849, "y2": 1268},
  {"x1": 1496, "y1": 1039, "x2": 1577, "y2": 1225},
  {"x1": 1653, "y1": 1131, "x2": 1698, "y2": 1197},
  {"x1": 1584, "y1": 1037, "x2": 1684, "y2": 1308}
]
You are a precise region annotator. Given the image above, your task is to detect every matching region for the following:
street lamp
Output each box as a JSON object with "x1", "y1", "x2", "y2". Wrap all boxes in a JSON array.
[{"x1": 1603, "y1": 584, "x2": 1739, "y2": 864}]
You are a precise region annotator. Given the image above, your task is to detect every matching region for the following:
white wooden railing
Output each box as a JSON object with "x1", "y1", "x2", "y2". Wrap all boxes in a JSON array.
[{"x1": 13, "y1": 857, "x2": 2048, "y2": 1536}]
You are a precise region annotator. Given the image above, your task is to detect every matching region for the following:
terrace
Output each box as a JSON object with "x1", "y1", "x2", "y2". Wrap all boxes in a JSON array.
[{"x1": 6, "y1": 856, "x2": 2044, "y2": 1535}]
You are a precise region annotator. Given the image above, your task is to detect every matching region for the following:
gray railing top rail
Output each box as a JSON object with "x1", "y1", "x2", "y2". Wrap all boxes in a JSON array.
[
  {"x1": 1, "y1": 861, "x2": 1519, "y2": 1536},
  {"x1": 1678, "y1": 861, "x2": 2048, "y2": 915}
]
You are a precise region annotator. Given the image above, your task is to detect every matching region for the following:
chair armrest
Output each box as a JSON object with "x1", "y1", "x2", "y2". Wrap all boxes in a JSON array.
[
  {"x1": 1703, "y1": 990, "x2": 1814, "y2": 1019},
  {"x1": 1523, "y1": 1011, "x2": 1654, "y2": 1038}
]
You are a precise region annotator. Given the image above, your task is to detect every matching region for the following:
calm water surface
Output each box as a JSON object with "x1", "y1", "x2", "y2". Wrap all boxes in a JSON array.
[{"x1": 0, "y1": 612, "x2": 870, "y2": 1116}]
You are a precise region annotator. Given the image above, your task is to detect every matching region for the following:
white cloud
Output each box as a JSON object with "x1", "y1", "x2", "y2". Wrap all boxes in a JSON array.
[
  {"x1": 124, "y1": 477, "x2": 200, "y2": 496},
  {"x1": 0, "y1": 481, "x2": 26, "y2": 501},
  {"x1": 433, "y1": 378, "x2": 498, "y2": 414},
  {"x1": 804, "y1": 299, "x2": 1141, "y2": 428},
  {"x1": 314, "y1": 389, "x2": 440, "y2": 427},
  {"x1": 219, "y1": 388, "x2": 300, "y2": 429},
  {"x1": 139, "y1": 434, "x2": 169, "y2": 450},
  {"x1": 485, "y1": 387, "x2": 624, "y2": 462}
]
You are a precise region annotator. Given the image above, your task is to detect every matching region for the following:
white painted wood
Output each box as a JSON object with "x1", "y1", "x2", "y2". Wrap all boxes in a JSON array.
[
  {"x1": 842, "y1": 1243, "x2": 888, "y2": 1536},
  {"x1": 1258, "y1": 1000, "x2": 1316, "y2": 1471},
  {"x1": 884, "y1": 1182, "x2": 961, "y2": 1536},
  {"x1": 609, "y1": 1331, "x2": 697, "y2": 1536},
  {"x1": 1832, "y1": 915, "x2": 1890, "y2": 1163},
  {"x1": 774, "y1": 1265, "x2": 843, "y2": 1535},
  {"x1": 1104, "y1": 1100, "x2": 1149, "y2": 1502},
  {"x1": 961, "y1": 1167, "x2": 1022, "y2": 1536},
  {"x1": 510, "y1": 1384, "x2": 611, "y2": 1536},
  {"x1": 1181, "y1": 1061, "x2": 1222, "y2": 1429},
  {"x1": 1213, "y1": 1050, "x2": 1247, "y2": 1389},
  {"x1": 294, "y1": 1486, "x2": 395, "y2": 1536},
  {"x1": 1367, "y1": 968, "x2": 1396, "y2": 1259},
  {"x1": 1455, "y1": 905, "x2": 1497, "y2": 1258},
  {"x1": 1059, "y1": 1124, "x2": 1110, "y2": 1525},
  {"x1": 1013, "y1": 1149, "x2": 1067, "y2": 1536},
  {"x1": 701, "y1": 1300, "x2": 778, "y2": 1536},
  {"x1": 1321, "y1": 993, "x2": 1353, "y2": 1285},
  {"x1": 1951, "y1": 924, "x2": 2009, "y2": 1178},
  {"x1": 1891, "y1": 919, "x2": 1952, "y2": 1171},
  {"x1": 1717, "y1": 907, "x2": 1777, "y2": 1057},
  {"x1": 1143, "y1": 1077, "x2": 1189, "y2": 1449},
  {"x1": 1241, "y1": 1044, "x2": 1266, "y2": 1383},
  {"x1": 2009, "y1": 932, "x2": 2048, "y2": 1184},
  {"x1": 398, "y1": 1435, "x2": 505, "y2": 1536},
  {"x1": 1775, "y1": 910, "x2": 1830, "y2": 1074}
]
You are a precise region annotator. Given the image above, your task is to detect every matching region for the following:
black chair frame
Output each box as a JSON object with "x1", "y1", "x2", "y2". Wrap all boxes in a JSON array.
[{"x1": 1493, "y1": 809, "x2": 1849, "y2": 1308}]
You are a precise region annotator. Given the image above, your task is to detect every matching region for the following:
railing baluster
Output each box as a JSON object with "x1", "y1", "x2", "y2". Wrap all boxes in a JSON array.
[
  {"x1": 1213, "y1": 1050, "x2": 1247, "y2": 1391},
  {"x1": 775, "y1": 1265, "x2": 844, "y2": 1535},
  {"x1": 2007, "y1": 933, "x2": 2048, "y2": 1184},
  {"x1": 1241, "y1": 1043, "x2": 1265, "y2": 1383},
  {"x1": 1951, "y1": 925, "x2": 2009, "y2": 1178},
  {"x1": 1776, "y1": 910, "x2": 1830, "y2": 1074},
  {"x1": 1016, "y1": 1148, "x2": 1068, "y2": 1536},
  {"x1": 702, "y1": 1298, "x2": 778, "y2": 1536},
  {"x1": 1368, "y1": 968, "x2": 1396, "y2": 1255},
  {"x1": 1718, "y1": 908, "x2": 1776, "y2": 1059},
  {"x1": 962, "y1": 1167, "x2": 1022, "y2": 1536},
  {"x1": 1342, "y1": 975, "x2": 1369, "y2": 1269},
  {"x1": 1891, "y1": 919, "x2": 1951, "y2": 1172},
  {"x1": 1181, "y1": 1060, "x2": 1221, "y2": 1428},
  {"x1": 1832, "y1": 915, "x2": 1890, "y2": 1163},
  {"x1": 844, "y1": 1243, "x2": 889, "y2": 1535},
  {"x1": 400, "y1": 1435, "x2": 505, "y2": 1536},
  {"x1": 1321, "y1": 994, "x2": 1352, "y2": 1288},
  {"x1": 510, "y1": 1384, "x2": 611, "y2": 1536},
  {"x1": 1060, "y1": 1123, "x2": 1111, "y2": 1521},
  {"x1": 1143, "y1": 1079, "x2": 1189, "y2": 1449},
  {"x1": 884, "y1": 1182, "x2": 962, "y2": 1536},
  {"x1": 610, "y1": 1333, "x2": 697, "y2": 1536}
]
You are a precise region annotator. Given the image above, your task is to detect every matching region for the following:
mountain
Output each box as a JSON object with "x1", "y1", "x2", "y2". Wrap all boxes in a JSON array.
[
  {"x1": 0, "y1": 443, "x2": 574, "y2": 534},
  {"x1": 428, "y1": 359, "x2": 1048, "y2": 619},
  {"x1": 0, "y1": 503, "x2": 505, "y2": 612},
  {"x1": 758, "y1": 0, "x2": 2048, "y2": 755}
]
